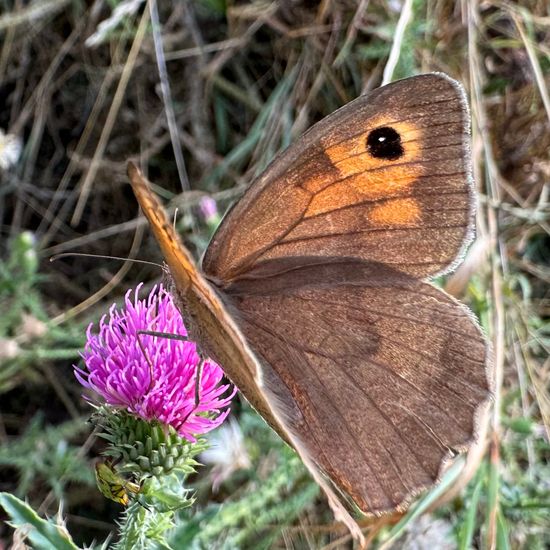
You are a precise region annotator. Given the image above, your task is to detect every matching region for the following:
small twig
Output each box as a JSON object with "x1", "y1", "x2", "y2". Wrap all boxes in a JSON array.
[
  {"x1": 71, "y1": 6, "x2": 150, "y2": 226},
  {"x1": 0, "y1": 11, "x2": 16, "y2": 83},
  {"x1": 0, "y1": 0, "x2": 71, "y2": 32},
  {"x1": 11, "y1": 15, "x2": 83, "y2": 137},
  {"x1": 164, "y1": 38, "x2": 245, "y2": 61},
  {"x1": 40, "y1": 363, "x2": 80, "y2": 420},
  {"x1": 511, "y1": 12, "x2": 550, "y2": 123},
  {"x1": 148, "y1": 0, "x2": 190, "y2": 191},
  {"x1": 38, "y1": 60, "x2": 119, "y2": 245},
  {"x1": 382, "y1": 0, "x2": 414, "y2": 85},
  {"x1": 333, "y1": 0, "x2": 370, "y2": 67}
]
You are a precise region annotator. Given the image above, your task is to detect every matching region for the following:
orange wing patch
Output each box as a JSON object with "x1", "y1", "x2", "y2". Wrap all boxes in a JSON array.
[
  {"x1": 369, "y1": 197, "x2": 421, "y2": 226},
  {"x1": 304, "y1": 120, "x2": 424, "y2": 218}
]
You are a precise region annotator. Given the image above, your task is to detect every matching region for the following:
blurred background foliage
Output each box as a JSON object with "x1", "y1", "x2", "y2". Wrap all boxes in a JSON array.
[{"x1": 0, "y1": 0, "x2": 548, "y2": 548}]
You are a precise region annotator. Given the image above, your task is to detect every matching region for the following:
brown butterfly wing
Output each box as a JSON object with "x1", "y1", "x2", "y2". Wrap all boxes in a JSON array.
[
  {"x1": 203, "y1": 73, "x2": 473, "y2": 283},
  {"x1": 220, "y1": 259, "x2": 491, "y2": 514}
]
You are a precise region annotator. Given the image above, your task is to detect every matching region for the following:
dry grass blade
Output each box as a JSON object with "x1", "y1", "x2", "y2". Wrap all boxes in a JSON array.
[
  {"x1": 333, "y1": 0, "x2": 370, "y2": 67},
  {"x1": 38, "y1": 51, "x2": 119, "y2": 246},
  {"x1": 382, "y1": 0, "x2": 414, "y2": 85},
  {"x1": 467, "y1": 2, "x2": 506, "y2": 548},
  {"x1": 148, "y1": 0, "x2": 190, "y2": 191},
  {"x1": 511, "y1": 12, "x2": 550, "y2": 123},
  {"x1": 71, "y1": 6, "x2": 150, "y2": 226},
  {"x1": 0, "y1": 0, "x2": 71, "y2": 32}
]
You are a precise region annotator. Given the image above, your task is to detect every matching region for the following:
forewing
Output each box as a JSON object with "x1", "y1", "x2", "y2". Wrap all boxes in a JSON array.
[
  {"x1": 203, "y1": 73, "x2": 473, "y2": 283},
  {"x1": 222, "y1": 259, "x2": 491, "y2": 514}
]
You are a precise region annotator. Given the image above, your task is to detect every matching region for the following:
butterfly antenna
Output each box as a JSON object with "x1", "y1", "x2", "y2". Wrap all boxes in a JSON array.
[
  {"x1": 135, "y1": 330, "x2": 193, "y2": 393},
  {"x1": 50, "y1": 252, "x2": 162, "y2": 268}
]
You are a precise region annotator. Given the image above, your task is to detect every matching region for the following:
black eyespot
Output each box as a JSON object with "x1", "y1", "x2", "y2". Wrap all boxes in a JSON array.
[{"x1": 366, "y1": 127, "x2": 404, "y2": 160}]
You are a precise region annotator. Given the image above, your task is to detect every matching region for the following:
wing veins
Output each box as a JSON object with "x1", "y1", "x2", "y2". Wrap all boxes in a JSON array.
[
  {"x1": 290, "y1": 294, "x2": 478, "y2": 341},
  {"x1": 302, "y1": 350, "x2": 417, "y2": 494},
  {"x1": 376, "y1": 334, "x2": 486, "y2": 400},
  {"x1": 244, "y1": 304, "x2": 459, "y2": 486},
  {"x1": 301, "y1": 187, "x2": 468, "y2": 222},
  {"x1": 318, "y1": 107, "x2": 465, "y2": 155},
  {"x1": 246, "y1": 315, "x2": 393, "y2": 505},
  {"x1": 399, "y1": 406, "x2": 450, "y2": 450},
  {"x1": 309, "y1": 303, "x2": 480, "y2": 412},
  {"x1": 315, "y1": 157, "x2": 467, "y2": 194},
  {"x1": 331, "y1": 141, "x2": 464, "y2": 170},
  {"x1": 361, "y1": 354, "x2": 472, "y2": 443},
  {"x1": 231, "y1": 192, "x2": 316, "y2": 277},
  {"x1": 282, "y1": 111, "x2": 466, "y2": 186},
  {"x1": 280, "y1": 223, "x2": 467, "y2": 245},
  {"x1": 335, "y1": 308, "x2": 486, "y2": 395}
]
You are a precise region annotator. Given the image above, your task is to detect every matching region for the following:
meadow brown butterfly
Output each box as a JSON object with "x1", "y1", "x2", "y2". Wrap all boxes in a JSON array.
[{"x1": 128, "y1": 73, "x2": 491, "y2": 541}]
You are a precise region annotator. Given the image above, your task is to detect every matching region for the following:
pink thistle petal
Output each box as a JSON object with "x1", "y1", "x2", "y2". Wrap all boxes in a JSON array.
[{"x1": 74, "y1": 284, "x2": 234, "y2": 440}]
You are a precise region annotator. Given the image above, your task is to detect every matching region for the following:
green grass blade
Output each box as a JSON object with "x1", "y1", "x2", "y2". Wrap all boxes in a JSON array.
[
  {"x1": 201, "y1": 68, "x2": 297, "y2": 188},
  {"x1": 458, "y1": 463, "x2": 486, "y2": 550},
  {"x1": 379, "y1": 457, "x2": 465, "y2": 549},
  {"x1": 486, "y1": 443, "x2": 500, "y2": 547},
  {"x1": 496, "y1": 508, "x2": 511, "y2": 550}
]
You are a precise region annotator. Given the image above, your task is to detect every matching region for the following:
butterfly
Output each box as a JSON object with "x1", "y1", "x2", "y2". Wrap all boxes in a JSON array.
[{"x1": 128, "y1": 73, "x2": 492, "y2": 541}]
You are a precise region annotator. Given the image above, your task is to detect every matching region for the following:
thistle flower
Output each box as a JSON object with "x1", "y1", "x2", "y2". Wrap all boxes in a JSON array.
[
  {"x1": 198, "y1": 196, "x2": 221, "y2": 228},
  {"x1": 75, "y1": 284, "x2": 235, "y2": 442}
]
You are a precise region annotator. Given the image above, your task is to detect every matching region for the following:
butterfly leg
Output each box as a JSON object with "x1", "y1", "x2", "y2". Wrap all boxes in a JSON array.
[
  {"x1": 135, "y1": 330, "x2": 207, "y2": 420},
  {"x1": 136, "y1": 330, "x2": 190, "y2": 390},
  {"x1": 135, "y1": 330, "x2": 157, "y2": 391},
  {"x1": 137, "y1": 330, "x2": 189, "y2": 341},
  {"x1": 194, "y1": 353, "x2": 204, "y2": 409}
]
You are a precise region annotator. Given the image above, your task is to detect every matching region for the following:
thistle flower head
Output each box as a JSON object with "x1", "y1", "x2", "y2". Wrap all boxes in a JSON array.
[
  {"x1": 198, "y1": 196, "x2": 220, "y2": 228},
  {"x1": 75, "y1": 284, "x2": 235, "y2": 441},
  {"x1": 198, "y1": 196, "x2": 217, "y2": 220}
]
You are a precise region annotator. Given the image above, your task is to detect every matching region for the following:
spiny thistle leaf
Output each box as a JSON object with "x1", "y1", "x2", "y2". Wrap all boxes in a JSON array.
[{"x1": 0, "y1": 492, "x2": 79, "y2": 550}]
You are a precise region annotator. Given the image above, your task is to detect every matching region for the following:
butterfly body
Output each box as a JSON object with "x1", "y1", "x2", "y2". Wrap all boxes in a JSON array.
[
  {"x1": 128, "y1": 166, "x2": 289, "y2": 439},
  {"x1": 128, "y1": 73, "x2": 492, "y2": 541}
]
